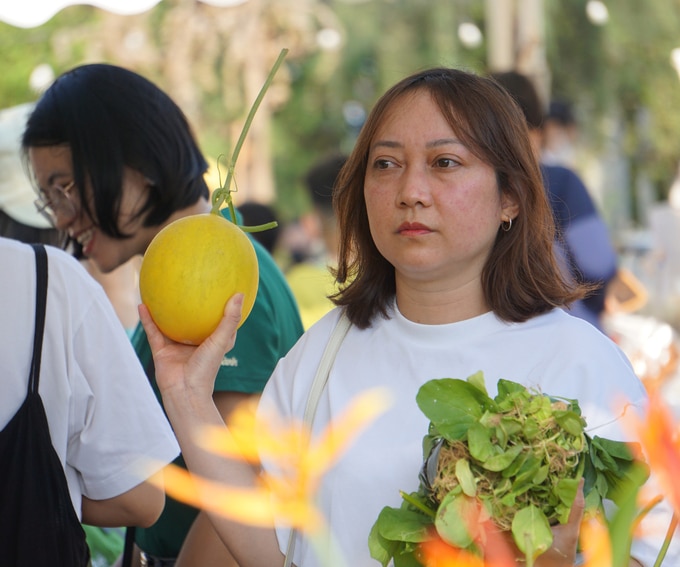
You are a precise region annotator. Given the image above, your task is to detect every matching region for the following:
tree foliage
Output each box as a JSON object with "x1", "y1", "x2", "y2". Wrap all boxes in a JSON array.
[{"x1": 3, "y1": 0, "x2": 680, "y2": 223}]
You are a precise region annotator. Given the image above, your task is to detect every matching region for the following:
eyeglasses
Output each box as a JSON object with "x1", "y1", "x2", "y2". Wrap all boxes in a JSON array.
[{"x1": 34, "y1": 181, "x2": 77, "y2": 225}]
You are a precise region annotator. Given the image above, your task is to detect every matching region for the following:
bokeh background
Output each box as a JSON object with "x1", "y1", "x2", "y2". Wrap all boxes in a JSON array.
[
  {"x1": 3, "y1": 0, "x2": 680, "y2": 227},
  {"x1": 7, "y1": 0, "x2": 680, "y2": 345}
]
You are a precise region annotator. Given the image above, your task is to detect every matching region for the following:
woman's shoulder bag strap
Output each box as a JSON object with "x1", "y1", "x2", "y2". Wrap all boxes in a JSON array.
[{"x1": 284, "y1": 311, "x2": 352, "y2": 567}]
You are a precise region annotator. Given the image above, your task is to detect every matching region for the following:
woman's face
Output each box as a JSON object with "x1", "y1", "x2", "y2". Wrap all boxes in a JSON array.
[
  {"x1": 28, "y1": 145, "x2": 156, "y2": 273},
  {"x1": 364, "y1": 89, "x2": 517, "y2": 291}
]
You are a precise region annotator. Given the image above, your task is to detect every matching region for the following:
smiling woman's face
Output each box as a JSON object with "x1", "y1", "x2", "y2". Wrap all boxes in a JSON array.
[
  {"x1": 28, "y1": 144, "x2": 158, "y2": 273},
  {"x1": 364, "y1": 89, "x2": 517, "y2": 290}
]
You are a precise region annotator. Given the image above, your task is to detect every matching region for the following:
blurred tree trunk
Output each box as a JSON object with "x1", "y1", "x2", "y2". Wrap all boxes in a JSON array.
[{"x1": 49, "y1": 0, "x2": 334, "y2": 204}]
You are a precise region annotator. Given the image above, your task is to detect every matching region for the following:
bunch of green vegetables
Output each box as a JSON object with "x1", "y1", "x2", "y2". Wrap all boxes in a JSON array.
[{"x1": 368, "y1": 371, "x2": 648, "y2": 567}]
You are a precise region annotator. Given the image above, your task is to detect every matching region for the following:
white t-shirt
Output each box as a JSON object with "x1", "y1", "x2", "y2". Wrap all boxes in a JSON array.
[
  {"x1": 261, "y1": 303, "x2": 677, "y2": 566},
  {"x1": 0, "y1": 238, "x2": 179, "y2": 517}
]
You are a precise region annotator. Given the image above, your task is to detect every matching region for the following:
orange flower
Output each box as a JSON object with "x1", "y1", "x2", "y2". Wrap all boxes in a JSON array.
[
  {"x1": 627, "y1": 386, "x2": 680, "y2": 518},
  {"x1": 418, "y1": 535, "x2": 486, "y2": 567},
  {"x1": 156, "y1": 388, "x2": 392, "y2": 535},
  {"x1": 579, "y1": 510, "x2": 613, "y2": 567},
  {"x1": 417, "y1": 518, "x2": 516, "y2": 567}
]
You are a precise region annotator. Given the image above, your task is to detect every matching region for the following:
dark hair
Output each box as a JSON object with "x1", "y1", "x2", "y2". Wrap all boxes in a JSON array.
[
  {"x1": 547, "y1": 99, "x2": 576, "y2": 127},
  {"x1": 237, "y1": 201, "x2": 280, "y2": 254},
  {"x1": 332, "y1": 67, "x2": 584, "y2": 329},
  {"x1": 490, "y1": 71, "x2": 545, "y2": 130},
  {"x1": 21, "y1": 63, "x2": 209, "y2": 238},
  {"x1": 304, "y1": 153, "x2": 347, "y2": 216},
  {"x1": 0, "y1": 209, "x2": 64, "y2": 247}
]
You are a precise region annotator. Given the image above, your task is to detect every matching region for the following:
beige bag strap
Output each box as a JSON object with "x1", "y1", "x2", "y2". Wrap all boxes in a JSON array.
[{"x1": 283, "y1": 311, "x2": 351, "y2": 567}]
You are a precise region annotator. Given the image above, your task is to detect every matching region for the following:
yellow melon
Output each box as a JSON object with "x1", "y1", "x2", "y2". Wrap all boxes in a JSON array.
[{"x1": 139, "y1": 213, "x2": 259, "y2": 345}]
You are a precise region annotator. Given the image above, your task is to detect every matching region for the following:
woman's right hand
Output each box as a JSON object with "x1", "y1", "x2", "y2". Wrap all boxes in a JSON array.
[{"x1": 139, "y1": 293, "x2": 244, "y2": 402}]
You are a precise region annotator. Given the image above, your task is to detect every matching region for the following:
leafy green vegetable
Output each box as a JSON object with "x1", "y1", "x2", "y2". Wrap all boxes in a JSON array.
[{"x1": 368, "y1": 372, "x2": 648, "y2": 567}]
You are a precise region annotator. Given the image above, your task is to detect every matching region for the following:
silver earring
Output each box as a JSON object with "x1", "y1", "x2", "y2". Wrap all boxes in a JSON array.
[{"x1": 501, "y1": 218, "x2": 512, "y2": 232}]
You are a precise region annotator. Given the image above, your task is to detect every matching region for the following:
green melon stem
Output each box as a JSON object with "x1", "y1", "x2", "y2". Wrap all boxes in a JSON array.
[{"x1": 210, "y1": 47, "x2": 289, "y2": 234}]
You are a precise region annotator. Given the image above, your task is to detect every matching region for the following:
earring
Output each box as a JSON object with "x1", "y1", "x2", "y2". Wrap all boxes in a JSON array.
[{"x1": 501, "y1": 217, "x2": 512, "y2": 232}]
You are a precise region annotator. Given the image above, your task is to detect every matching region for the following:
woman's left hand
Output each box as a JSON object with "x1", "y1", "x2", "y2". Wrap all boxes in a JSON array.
[{"x1": 489, "y1": 480, "x2": 585, "y2": 566}]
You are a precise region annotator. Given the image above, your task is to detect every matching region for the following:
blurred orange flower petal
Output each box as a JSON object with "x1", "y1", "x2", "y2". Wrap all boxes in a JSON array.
[
  {"x1": 417, "y1": 519, "x2": 516, "y2": 567},
  {"x1": 626, "y1": 388, "x2": 680, "y2": 517},
  {"x1": 418, "y1": 536, "x2": 486, "y2": 567},
  {"x1": 579, "y1": 510, "x2": 612, "y2": 567},
  {"x1": 305, "y1": 388, "x2": 393, "y2": 479},
  {"x1": 161, "y1": 388, "x2": 391, "y2": 537}
]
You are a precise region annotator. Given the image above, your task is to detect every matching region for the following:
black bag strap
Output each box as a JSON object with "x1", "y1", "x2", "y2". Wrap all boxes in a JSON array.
[
  {"x1": 29, "y1": 244, "x2": 48, "y2": 395},
  {"x1": 122, "y1": 525, "x2": 135, "y2": 567}
]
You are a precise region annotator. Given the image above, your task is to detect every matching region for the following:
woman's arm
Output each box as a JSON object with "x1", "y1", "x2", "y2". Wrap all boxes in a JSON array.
[
  {"x1": 175, "y1": 390, "x2": 260, "y2": 567},
  {"x1": 81, "y1": 472, "x2": 165, "y2": 527},
  {"x1": 140, "y1": 296, "x2": 284, "y2": 567}
]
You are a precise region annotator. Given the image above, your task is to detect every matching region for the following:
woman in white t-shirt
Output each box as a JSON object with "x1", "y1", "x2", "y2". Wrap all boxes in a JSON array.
[
  {"x1": 0, "y1": 238, "x2": 179, "y2": 531},
  {"x1": 141, "y1": 68, "x2": 676, "y2": 566}
]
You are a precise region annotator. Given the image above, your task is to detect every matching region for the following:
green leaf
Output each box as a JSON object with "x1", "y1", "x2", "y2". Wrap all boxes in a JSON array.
[
  {"x1": 416, "y1": 378, "x2": 496, "y2": 440},
  {"x1": 555, "y1": 477, "x2": 580, "y2": 523},
  {"x1": 511, "y1": 505, "x2": 553, "y2": 560},
  {"x1": 591, "y1": 436, "x2": 637, "y2": 461},
  {"x1": 467, "y1": 422, "x2": 495, "y2": 462},
  {"x1": 495, "y1": 379, "x2": 529, "y2": 402},
  {"x1": 393, "y1": 549, "x2": 428, "y2": 567},
  {"x1": 513, "y1": 454, "x2": 541, "y2": 486},
  {"x1": 553, "y1": 410, "x2": 586, "y2": 437},
  {"x1": 499, "y1": 416, "x2": 523, "y2": 438},
  {"x1": 466, "y1": 370, "x2": 489, "y2": 396},
  {"x1": 368, "y1": 520, "x2": 400, "y2": 567},
  {"x1": 482, "y1": 444, "x2": 523, "y2": 472},
  {"x1": 522, "y1": 417, "x2": 541, "y2": 440},
  {"x1": 526, "y1": 395, "x2": 552, "y2": 419},
  {"x1": 607, "y1": 467, "x2": 649, "y2": 567},
  {"x1": 435, "y1": 492, "x2": 482, "y2": 549},
  {"x1": 532, "y1": 464, "x2": 550, "y2": 485},
  {"x1": 503, "y1": 451, "x2": 529, "y2": 478},
  {"x1": 500, "y1": 491, "x2": 517, "y2": 507},
  {"x1": 455, "y1": 458, "x2": 477, "y2": 497},
  {"x1": 374, "y1": 507, "x2": 433, "y2": 543},
  {"x1": 555, "y1": 477, "x2": 580, "y2": 508}
]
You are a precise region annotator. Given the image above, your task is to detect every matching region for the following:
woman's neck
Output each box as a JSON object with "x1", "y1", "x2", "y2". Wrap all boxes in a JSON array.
[{"x1": 395, "y1": 280, "x2": 489, "y2": 325}]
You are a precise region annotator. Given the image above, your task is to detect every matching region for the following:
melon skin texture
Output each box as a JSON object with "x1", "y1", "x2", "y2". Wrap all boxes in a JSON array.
[{"x1": 140, "y1": 213, "x2": 259, "y2": 345}]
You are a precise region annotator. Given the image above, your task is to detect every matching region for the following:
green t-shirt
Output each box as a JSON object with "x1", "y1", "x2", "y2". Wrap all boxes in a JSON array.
[{"x1": 133, "y1": 213, "x2": 304, "y2": 558}]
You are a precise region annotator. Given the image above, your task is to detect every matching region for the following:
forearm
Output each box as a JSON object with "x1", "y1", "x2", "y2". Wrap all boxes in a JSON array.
[
  {"x1": 161, "y1": 388, "x2": 284, "y2": 567},
  {"x1": 81, "y1": 474, "x2": 165, "y2": 527}
]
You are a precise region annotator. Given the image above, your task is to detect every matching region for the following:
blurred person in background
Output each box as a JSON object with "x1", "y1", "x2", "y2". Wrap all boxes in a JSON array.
[
  {"x1": 285, "y1": 153, "x2": 346, "y2": 329},
  {"x1": 237, "y1": 200, "x2": 281, "y2": 255},
  {"x1": 541, "y1": 98, "x2": 580, "y2": 167},
  {"x1": 22, "y1": 62, "x2": 304, "y2": 567},
  {"x1": 491, "y1": 71, "x2": 618, "y2": 333}
]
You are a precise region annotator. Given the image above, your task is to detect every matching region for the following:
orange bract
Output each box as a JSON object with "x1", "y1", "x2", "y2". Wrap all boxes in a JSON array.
[{"x1": 140, "y1": 213, "x2": 259, "y2": 345}]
